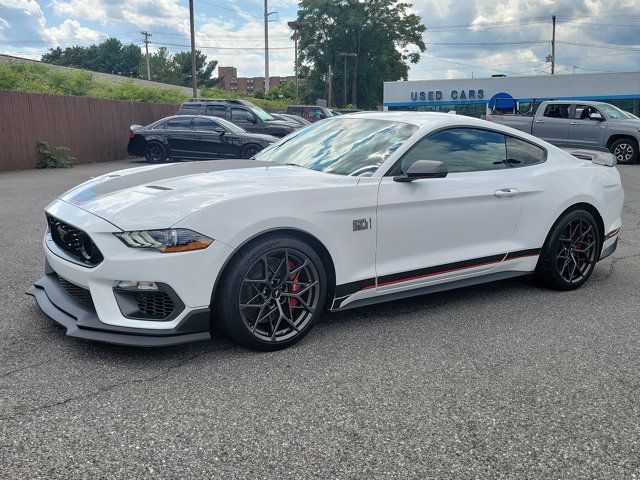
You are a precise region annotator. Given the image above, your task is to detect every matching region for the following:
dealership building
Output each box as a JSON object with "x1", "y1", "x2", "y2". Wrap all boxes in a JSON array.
[{"x1": 383, "y1": 71, "x2": 640, "y2": 117}]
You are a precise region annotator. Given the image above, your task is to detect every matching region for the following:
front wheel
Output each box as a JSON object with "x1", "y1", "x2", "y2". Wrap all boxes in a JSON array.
[
  {"x1": 240, "y1": 144, "x2": 261, "y2": 159},
  {"x1": 535, "y1": 209, "x2": 601, "y2": 290},
  {"x1": 610, "y1": 138, "x2": 638, "y2": 164},
  {"x1": 214, "y1": 235, "x2": 327, "y2": 350}
]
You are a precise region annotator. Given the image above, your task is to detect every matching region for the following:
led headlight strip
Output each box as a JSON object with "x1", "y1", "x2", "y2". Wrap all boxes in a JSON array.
[{"x1": 115, "y1": 229, "x2": 213, "y2": 253}]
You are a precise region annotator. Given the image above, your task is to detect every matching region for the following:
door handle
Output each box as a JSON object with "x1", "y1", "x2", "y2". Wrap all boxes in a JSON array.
[
  {"x1": 535, "y1": 119, "x2": 544, "y2": 123},
  {"x1": 494, "y1": 188, "x2": 519, "y2": 198},
  {"x1": 570, "y1": 122, "x2": 578, "y2": 125}
]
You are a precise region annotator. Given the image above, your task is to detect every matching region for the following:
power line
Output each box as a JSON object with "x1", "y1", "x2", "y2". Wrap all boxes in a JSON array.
[{"x1": 150, "y1": 40, "x2": 293, "y2": 50}]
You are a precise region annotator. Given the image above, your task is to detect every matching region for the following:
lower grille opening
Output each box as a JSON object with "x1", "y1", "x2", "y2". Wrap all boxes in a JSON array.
[
  {"x1": 113, "y1": 284, "x2": 184, "y2": 321},
  {"x1": 59, "y1": 276, "x2": 94, "y2": 308}
]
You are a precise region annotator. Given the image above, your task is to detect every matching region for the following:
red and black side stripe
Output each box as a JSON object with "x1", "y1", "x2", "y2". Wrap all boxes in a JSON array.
[{"x1": 333, "y1": 248, "x2": 541, "y2": 303}]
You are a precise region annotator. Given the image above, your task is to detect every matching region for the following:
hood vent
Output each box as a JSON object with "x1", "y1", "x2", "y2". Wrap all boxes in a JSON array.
[{"x1": 145, "y1": 185, "x2": 174, "y2": 191}]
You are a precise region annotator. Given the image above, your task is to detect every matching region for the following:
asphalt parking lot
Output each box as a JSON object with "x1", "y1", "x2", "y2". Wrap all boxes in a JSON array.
[{"x1": 1, "y1": 160, "x2": 639, "y2": 479}]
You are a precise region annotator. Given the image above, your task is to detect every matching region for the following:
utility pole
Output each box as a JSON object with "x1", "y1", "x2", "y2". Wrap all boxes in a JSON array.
[
  {"x1": 327, "y1": 64, "x2": 333, "y2": 107},
  {"x1": 264, "y1": 0, "x2": 270, "y2": 94},
  {"x1": 551, "y1": 15, "x2": 556, "y2": 75},
  {"x1": 287, "y1": 21, "x2": 311, "y2": 103},
  {"x1": 189, "y1": 0, "x2": 198, "y2": 98},
  {"x1": 141, "y1": 30, "x2": 152, "y2": 80},
  {"x1": 339, "y1": 52, "x2": 357, "y2": 108}
]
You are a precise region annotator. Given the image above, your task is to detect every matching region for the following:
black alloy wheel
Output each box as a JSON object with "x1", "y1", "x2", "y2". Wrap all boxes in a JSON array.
[
  {"x1": 144, "y1": 142, "x2": 167, "y2": 163},
  {"x1": 239, "y1": 248, "x2": 320, "y2": 343},
  {"x1": 610, "y1": 139, "x2": 638, "y2": 164},
  {"x1": 241, "y1": 144, "x2": 261, "y2": 159},
  {"x1": 535, "y1": 209, "x2": 601, "y2": 290},
  {"x1": 214, "y1": 235, "x2": 326, "y2": 350}
]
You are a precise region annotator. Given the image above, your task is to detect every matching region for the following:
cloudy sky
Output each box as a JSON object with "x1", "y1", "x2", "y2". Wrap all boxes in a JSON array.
[{"x1": 1, "y1": 0, "x2": 640, "y2": 81}]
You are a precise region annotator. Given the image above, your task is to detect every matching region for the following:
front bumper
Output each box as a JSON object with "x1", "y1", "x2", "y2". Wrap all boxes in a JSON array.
[{"x1": 27, "y1": 272, "x2": 211, "y2": 346}]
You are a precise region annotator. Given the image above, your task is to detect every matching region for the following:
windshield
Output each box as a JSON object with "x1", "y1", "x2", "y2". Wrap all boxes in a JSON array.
[
  {"x1": 597, "y1": 104, "x2": 637, "y2": 120},
  {"x1": 251, "y1": 106, "x2": 275, "y2": 121},
  {"x1": 254, "y1": 118, "x2": 418, "y2": 175},
  {"x1": 214, "y1": 116, "x2": 246, "y2": 134}
]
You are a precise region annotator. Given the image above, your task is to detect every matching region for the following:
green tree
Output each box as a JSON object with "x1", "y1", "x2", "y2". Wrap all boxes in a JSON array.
[
  {"x1": 296, "y1": 0, "x2": 426, "y2": 109},
  {"x1": 173, "y1": 50, "x2": 220, "y2": 88},
  {"x1": 41, "y1": 38, "x2": 142, "y2": 77}
]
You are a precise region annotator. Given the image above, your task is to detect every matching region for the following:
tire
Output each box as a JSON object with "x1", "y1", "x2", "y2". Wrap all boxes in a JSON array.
[
  {"x1": 214, "y1": 234, "x2": 327, "y2": 351},
  {"x1": 609, "y1": 138, "x2": 638, "y2": 164},
  {"x1": 144, "y1": 142, "x2": 167, "y2": 163},
  {"x1": 240, "y1": 144, "x2": 261, "y2": 159},
  {"x1": 535, "y1": 209, "x2": 601, "y2": 291}
]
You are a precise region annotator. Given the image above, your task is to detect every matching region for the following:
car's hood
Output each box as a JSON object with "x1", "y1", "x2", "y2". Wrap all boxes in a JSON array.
[
  {"x1": 608, "y1": 119, "x2": 640, "y2": 128},
  {"x1": 265, "y1": 120, "x2": 298, "y2": 129},
  {"x1": 57, "y1": 160, "x2": 357, "y2": 230},
  {"x1": 236, "y1": 132, "x2": 278, "y2": 143}
]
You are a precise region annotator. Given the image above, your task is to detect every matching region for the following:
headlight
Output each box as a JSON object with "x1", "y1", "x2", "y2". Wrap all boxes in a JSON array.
[{"x1": 115, "y1": 229, "x2": 213, "y2": 253}]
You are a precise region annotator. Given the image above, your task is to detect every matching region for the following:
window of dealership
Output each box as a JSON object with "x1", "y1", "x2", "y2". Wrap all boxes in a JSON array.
[{"x1": 383, "y1": 71, "x2": 640, "y2": 118}]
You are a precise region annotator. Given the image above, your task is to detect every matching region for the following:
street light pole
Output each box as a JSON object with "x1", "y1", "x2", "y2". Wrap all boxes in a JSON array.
[
  {"x1": 189, "y1": 0, "x2": 197, "y2": 97},
  {"x1": 339, "y1": 52, "x2": 357, "y2": 108},
  {"x1": 264, "y1": 0, "x2": 270, "y2": 94},
  {"x1": 287, "y1": 21, "x2": 311, "y2": 103}
]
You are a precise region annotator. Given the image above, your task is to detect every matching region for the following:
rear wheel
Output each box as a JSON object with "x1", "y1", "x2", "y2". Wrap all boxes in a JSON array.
[
  {"x1": 144, "y1": 142, "x2": 167, "y2": 163},
  {"x1": 610, "y1": 138, "x2": 638, "y2": 164},
  {"x1": 240, "y1": 144, "x2": 261, "y2": 159},
  {"x1": 535, "y1": 209, "x2": 601, "y2": 290},
  {"x1": 214, "y1": 235, "x2": 326, "y2": 350}
]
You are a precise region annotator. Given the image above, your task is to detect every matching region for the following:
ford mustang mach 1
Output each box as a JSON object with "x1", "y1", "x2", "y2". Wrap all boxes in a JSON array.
[{"x1": 29, "y1": 112, "x2": 623, "y2": 350}]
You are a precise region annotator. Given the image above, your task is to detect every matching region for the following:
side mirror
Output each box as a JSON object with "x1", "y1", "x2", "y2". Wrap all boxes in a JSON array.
[
  {"x1": 393, "y1": 160, "x2": 448, "y2": 182},
  {"x1": 589, "y1": 112, "x2": 604, "y2": 121},
  {"x1": 214, "y1": 127, "x2": 226, "y2": 134},
  {"x1": 250, "y1": 116, "x2": 258, "y2": 124}
]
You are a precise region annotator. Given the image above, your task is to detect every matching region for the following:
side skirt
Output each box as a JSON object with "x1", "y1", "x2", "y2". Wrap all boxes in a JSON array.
[{"x1": 331, "y1": 270, "x2": 531, "y2": 312}]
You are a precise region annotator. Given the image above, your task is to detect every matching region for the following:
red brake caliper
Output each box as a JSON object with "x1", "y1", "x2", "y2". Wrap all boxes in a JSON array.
[{"x1": 287, "y1": 260, "x2": 300, "y2": 307}]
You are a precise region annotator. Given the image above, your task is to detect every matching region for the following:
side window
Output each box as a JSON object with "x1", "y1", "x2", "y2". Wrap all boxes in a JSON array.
[
  {"x1": 506, "y1": 136, "x2": 546, "y2": 167},
  {"x1": 193, "y1": 117, "x2": 222, "y2": 131},
  {"x1": 165, "y1": 117, "x2": 192, "y2": 130},
  {"x1": 179, "y1": 103, "x2": 201, "y2": 113},
  {"x1": 205, "y1": 105, "x2": 227, "y2": 117},
  {"x1": 231, "y1": 108, "x2": 256, "y2": 124},
  {"x1": 288, "y1": 107, "x2": 303, "y2": 116},
  {"x1": 397, "y1": 128, "x2": 507, "y2": 174},
  {"x1": 152, "y1": 121, "x2": 167, "y2": 130},
  {"x1": 309, "y1": 107, "x2": 325, "y2": 120},
  {"x1": 574, "y1": 104, "x2": 600, "y2": 120},
  {"x1": 543, "y1": 103, "x2": 570, "y2": 119}
]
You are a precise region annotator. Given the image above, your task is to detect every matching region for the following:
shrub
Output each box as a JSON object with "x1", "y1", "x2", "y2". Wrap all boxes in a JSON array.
[{"x1": 36, "y1": 141, "x2": 75, "y2": 168}]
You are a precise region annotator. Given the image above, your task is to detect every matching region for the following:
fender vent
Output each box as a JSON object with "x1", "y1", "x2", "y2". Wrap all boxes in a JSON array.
[{"x1": 145, "y1": 185, "x2": 174, "y2": 191}]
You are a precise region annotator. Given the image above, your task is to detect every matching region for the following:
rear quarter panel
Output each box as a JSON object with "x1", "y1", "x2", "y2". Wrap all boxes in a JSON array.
[{"x1": 511, "y1": 147, "x2": 623, "y2": 252}]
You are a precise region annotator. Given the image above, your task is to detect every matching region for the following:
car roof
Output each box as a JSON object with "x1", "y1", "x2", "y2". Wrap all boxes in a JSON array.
[{"x1": 343, "y1": 111, "x2": 474, "y2": 127}]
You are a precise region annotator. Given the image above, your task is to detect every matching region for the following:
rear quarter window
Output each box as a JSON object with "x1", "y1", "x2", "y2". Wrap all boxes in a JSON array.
[{"x1": 506, "y1": 136, "x2": 546, "y2": 166}]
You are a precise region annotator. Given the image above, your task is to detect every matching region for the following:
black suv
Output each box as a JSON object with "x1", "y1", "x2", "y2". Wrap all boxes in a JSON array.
[{"x1": 178, "y1": 99, "x2": 298, "y2": 138}]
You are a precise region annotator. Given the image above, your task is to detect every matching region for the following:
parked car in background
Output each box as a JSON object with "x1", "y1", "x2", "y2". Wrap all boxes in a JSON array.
[
  {"x1": 179, "y1": 98, "x2": 298, "y2": 137},
  {"x1": 487, "y1": 100, "x2": 640, "y2": 163},
  {"x1": 272, "y1": 113, "x2": 310, "y2": 126},
  {"x1": 286, "y1": 105, "x2": 333, "y2": 122},
  {"x1": 128, "y1": 115, "x2": 277, "y2": 162}
]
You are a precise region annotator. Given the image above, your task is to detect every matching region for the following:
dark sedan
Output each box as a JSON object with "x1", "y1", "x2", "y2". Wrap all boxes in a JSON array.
[{"x1": 128, "y1": 115, "x2": 278, "y2": 163}]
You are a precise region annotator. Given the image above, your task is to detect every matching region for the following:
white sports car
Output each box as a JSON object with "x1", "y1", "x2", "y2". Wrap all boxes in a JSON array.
[{"x1": 28, "y1": 112, "x2": 624, "y2": 350}]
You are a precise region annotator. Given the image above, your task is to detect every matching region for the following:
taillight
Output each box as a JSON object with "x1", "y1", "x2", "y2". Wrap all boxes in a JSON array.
[{"x1": 129, "y1": 130, "x2": 136, "y2": 139}]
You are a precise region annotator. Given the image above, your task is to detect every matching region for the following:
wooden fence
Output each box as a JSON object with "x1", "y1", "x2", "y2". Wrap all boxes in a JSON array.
[{"x1": 0, "y1": 90, "x2": 178, "y2": 171}]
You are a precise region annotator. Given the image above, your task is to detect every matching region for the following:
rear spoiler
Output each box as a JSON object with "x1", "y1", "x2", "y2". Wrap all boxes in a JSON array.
[{"x1": 561, "y1": 147, "x2": 617, "y2": 167}]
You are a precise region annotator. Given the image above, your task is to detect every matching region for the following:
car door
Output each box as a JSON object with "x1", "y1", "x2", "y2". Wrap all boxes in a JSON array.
[
  {"x1": 532, "y1": 103, "x2": 571, "y2": 145},
  {"x1": 375, "y1": 127, "x2": 526, "y2": 293},
  {"x1": 165, "y1": 116, "x2": 196, "y2": 158},
  {"x1": 569, "y1": 104, "x2": 607, "y2": 147},
  {"x1": 231, "y1": 107, "x2": 261, "y2": 133},
  {"x1": 192, "y1": 117, "x2": 235, "y2": 158}
]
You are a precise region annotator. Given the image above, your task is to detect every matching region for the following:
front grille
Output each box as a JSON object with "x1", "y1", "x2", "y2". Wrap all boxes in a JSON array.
[
  {"x1": 134, "y1": 291, "x2": 176, "y2": 319},
  {"x1": 47, "y1": 215, "x2": 103, "y2": 267},
  {"x1": 59, "y1": 276, "x2": 94, "y2": 308}
]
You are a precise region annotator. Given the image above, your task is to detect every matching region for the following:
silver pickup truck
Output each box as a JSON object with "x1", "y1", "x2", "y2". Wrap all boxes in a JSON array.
[{"x1": 487, "y1": 100, "x2": 640, "y2": 163}]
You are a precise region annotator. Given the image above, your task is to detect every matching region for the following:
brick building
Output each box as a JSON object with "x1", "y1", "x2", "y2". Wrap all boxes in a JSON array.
[{"x1": 218, "y1": 66, "x2": 295, "y2": 96}]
